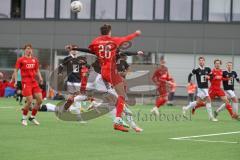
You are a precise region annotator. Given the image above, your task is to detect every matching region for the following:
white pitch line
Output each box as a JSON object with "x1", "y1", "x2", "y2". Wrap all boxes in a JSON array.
[
  {"x1": 170, "y1": 131, "x2": 240, "y2": 140},
  {"x1": 174, "y1": 139, "x2": 239, "y2": 144},
  {"x1": 0, "y1": 106, "x2": 15, "y2": 109}
]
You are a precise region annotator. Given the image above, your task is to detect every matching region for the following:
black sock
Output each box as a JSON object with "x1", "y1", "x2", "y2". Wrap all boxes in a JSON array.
[{"x1": 39, "y1": 105, "x2": 48, "y2": 112}]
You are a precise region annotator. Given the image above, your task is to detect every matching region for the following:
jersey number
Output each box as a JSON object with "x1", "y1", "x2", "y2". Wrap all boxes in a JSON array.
[
  {"x1": 73, "y1": 64, "x2": 79, "y2": 73},
  {"x1": 99, "y1": 45, "x2": 112, "y2": 59},
  {"x1": 228, "y1": 78, "x2": 233, "y2": 85},
  {"x1": 200, "y1": 75, "x2": 206, "y2": 83}
]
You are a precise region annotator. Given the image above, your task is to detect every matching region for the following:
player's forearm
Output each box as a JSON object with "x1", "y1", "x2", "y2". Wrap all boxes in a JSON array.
[
  {"x1": 73, "y1": 48, "x2": 95, "y2": 55},
  {"x1": 120, "y1": 51, "x2": 138, "y2": 56},
  {"x1": 188, "y1": 73, "x2": 193, "y2": 83},
  {"x1": 13, "y1": 69, "x2": 18, "y2": 83},
  {"x1": 123, "y1": 32, "x2": 139, "y2": 42},
  {"x1": 37, "y1": 70, "x2": 43, "y2": 81}
]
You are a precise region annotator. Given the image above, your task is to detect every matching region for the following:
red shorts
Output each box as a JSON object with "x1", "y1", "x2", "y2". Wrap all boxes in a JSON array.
[
  {"x1": 22, "y1": 81, "x2": 42, "y2": 97},
  {"x1": 157, "y1": 87, "x2": 168, "y2": 97},
  {"x1": 209, "y1": 88, "x2": 225, "y2": 99},
  {"x1": 102, "y1": 69, "x2": 123, "y2": 86}
]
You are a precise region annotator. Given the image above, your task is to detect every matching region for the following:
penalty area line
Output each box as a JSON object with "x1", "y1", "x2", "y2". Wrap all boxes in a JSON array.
[
  {"x1": 172, "y1": 138, "x2": 239, "y2": 144},
  {"x1": 169, "y1": 131, "x2": 240, "y2": 144}
]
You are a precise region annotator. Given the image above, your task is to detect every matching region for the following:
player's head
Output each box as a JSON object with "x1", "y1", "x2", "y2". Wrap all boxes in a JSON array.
[
  {"x1": 198, "y1": 56, "x2": 205, "y2": 67},
  {"x1": 214, "y1": 59, "x2": 222, "y2": 69},
  {"x1": 69, "y1": 44, "x2": 78, "y2": 56},
  {"x1": 159, "y1": 55, "x2": 166, "y2": 66},
  {"x1": 120, "y1": 54, "x2": 127, "y2": 61},
  {"x1": 79, "y1": 56, "x2": 87, "y2": 65},
  {"x1": 100, "y1": 24, "x2": 111, "y2": 36},
  {"x1": 226, "y1": 62, "x2": 233, "y2": 71},
  {"x1": 23, "y1": 43, "x2": 33, "y2": 57}
]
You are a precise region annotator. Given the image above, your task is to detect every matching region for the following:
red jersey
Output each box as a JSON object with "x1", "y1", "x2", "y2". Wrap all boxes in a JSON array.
[
  {"x1": 89, "y1": 33, "x2": 138, "y2": 72},
  {"x1": 152, "y1": 66, "x2": 171, "y2": 85},
  {"x1": 15, "y1": 56, "x2": 39, "y2": 83},
  {"x1": 210, "y1": 68, "x2": 223, "y2": 90}
]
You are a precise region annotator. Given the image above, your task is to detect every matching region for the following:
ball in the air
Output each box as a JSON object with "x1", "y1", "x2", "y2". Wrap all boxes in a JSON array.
[{"x1": 70, "y1": 1, "x2": 83, "y2": 13}]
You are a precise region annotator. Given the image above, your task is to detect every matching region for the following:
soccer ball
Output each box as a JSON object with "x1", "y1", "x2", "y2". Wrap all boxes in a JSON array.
[{"x1": 70, "y1": 1, "x2": 83, "y2": 13}]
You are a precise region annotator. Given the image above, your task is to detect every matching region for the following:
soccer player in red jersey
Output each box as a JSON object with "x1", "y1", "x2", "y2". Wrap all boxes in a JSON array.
[
  {"x1": 13, "y1": 44, "x2": 43, "y2": 126},
  {"x1": 209, "y1": 59, "x2": 239, "y2": 120},
  {"x1": 88, "y1": 24, "x2": 141, "y2": 132},
  {"x1": 151, "y1": 56, "x2": 172, "y2": 116}
]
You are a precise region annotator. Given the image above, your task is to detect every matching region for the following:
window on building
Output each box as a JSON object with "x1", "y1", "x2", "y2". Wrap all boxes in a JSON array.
[
  {"x1": 11, "y1": 0, "x2": 21, "y2": 18},
  {"x1": 209, "y1": 0, "x2": 231, "y2": 22},
  {"x1": 132, "y1": 0, "x2": 154, "y2": 20},
  {"x1": 155, "y1": 0, "x2": 165, "y2": 20},
  {"x1": 232, "y1": 0, "x2": 240, "y2": 21},
  {"x1": 25, "y1": 0, "x2": 45, "y2": 18},
  {"x1": 170, "y1": 0, "x2": 192, "y2": 21},
  {"x1": 117, "y1": 0, "x2": 127, "y2": 19},
  {"x1": 193, "y1": 0, "x2": 203, "y2": 20},
  {"x1": 46, "y1": 0, "x2": 55, "y2": 18},
  {"x1": 59, "y1": 0, "x2": 71, "y2": 19},
  {"x1": 0, "y1": 0, "x2": 11, "y2": 18},
  {"x1": 77, "y1": 0, "x2": 91, "y2": 19},
  {"x1": 95, "y1": 0, "x2": 116, "y2": 19}
]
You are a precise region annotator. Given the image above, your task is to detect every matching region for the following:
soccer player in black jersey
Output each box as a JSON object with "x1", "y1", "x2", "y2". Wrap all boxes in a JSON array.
[
  {"x1": 183, "y1": 57, "x2": 217, "y2": 121},
  {"x1": 58, "y1": 45, "x2": 91, "y2": 111},
  {"x1": 214, "y1": 62, "x2": 239, "y2": 117}
]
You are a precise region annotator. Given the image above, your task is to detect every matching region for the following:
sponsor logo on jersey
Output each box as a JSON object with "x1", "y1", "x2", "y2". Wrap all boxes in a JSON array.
[{"x1": 26, "y1": 64, "x2": 35, "y2": 68}]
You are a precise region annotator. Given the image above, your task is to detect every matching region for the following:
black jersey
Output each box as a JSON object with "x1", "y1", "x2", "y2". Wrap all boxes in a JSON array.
[
  {"x1": 91, "y1": 59, "x2": 101, "y2": 74},
  {"x1": 58, "y1": 55, "x2": 88, "y2": 83},
  {"x1": 188, "y1": 67, "x2": 211, "y2": 89},
  {"x1": 117, "y1": 59, "x2": 129, "y2": 72},
  {"x1": 222, "y1": 70, "x2": 239, "y2": 90}
]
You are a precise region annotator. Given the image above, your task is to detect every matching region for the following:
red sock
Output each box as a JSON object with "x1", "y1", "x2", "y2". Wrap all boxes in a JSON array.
[
  {"x1": 116, "y1": 96, "x2": 125, "y2": 117},
  {"x1": 22, "y1": 108, "x2": 29, "y2": 116},
  {"x1": 31, "y1": 108, "x2": 38, "y2": 117},
  {"x1": 225, "y1": 104, "x2": 233, "y2": 117},
  {"x1": 192, "y1": 102, "x2": 205, "y2": 114},
  {"x1": 155, "y1": 97, "x2": 167, "y2": 108},
  {"x1": 195, "y1": 102, "x2": 205, "y2": 110}
]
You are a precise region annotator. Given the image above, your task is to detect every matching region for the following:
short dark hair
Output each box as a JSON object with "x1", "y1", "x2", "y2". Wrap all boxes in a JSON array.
[
  {"x1": 214, "y1": 59, "x2": 222, "y2": 64},
  {"x1": 23, "y1": 43, "x2": 32, "y2": 50},
  {"x1": 198, "y1": 56, "x2": 205, "y2": 61},
  {"x1": 100, "y1": 24, "x2": 111, "y2": 35}
]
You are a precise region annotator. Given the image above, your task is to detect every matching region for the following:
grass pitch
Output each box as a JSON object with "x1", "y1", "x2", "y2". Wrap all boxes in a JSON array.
[{"x1": 0, "y1": 98, "x2": 239, "y2": 160}]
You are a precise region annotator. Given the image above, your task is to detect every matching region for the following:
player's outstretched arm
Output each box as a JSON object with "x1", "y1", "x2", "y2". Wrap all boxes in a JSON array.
[
  {"x1": 119, "y1": 30, "x2": 141, "y2": 42},
  {"x1": 72, "y1": 47, "x2": 95, "y2": 55},
  {"x1": 120, "y1": 51, "x2": 144, "y2": 56}
]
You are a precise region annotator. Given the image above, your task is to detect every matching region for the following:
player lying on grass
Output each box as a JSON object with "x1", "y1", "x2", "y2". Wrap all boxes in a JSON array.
[
  {"x1": 182, "y1": 56, "x2": 218, "y2": 121},
  {"x1": 151, "y1": 56, "x2": 174, "y2": 116},
  {"x1": 12, "y1": 44, "x2": 43, "y2": 126},
  {"x1": 214, "y1": 62, "x2": 239, "y2": 117}
]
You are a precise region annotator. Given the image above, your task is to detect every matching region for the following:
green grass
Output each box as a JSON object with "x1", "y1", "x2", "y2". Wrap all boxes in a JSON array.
[{"x1": 0, "y1": 98, "x2": 239, "y2": 160}]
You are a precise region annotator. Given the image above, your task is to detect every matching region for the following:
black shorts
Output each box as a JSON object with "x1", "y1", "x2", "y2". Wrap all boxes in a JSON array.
[{"x1": 16, "y1": 81, "x2": 22, "y2": 90}]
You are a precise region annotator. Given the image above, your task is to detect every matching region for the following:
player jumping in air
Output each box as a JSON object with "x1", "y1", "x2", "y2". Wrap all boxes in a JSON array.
[
  {"x1": 182, "y1": 57, "x2": 218, "y2": 121},
  {"x1": 13, "y1": 44, "x2": 43, "y2": 126},
  {"x1": 88, "y1": 24, "x2": 141, "y2": 132},
  {"x1": 214, "y1": 62, "x2": 239, "y2": 117},
  {"x1": 151, "y1": 56, "x2": 173, "y2": 116}
]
